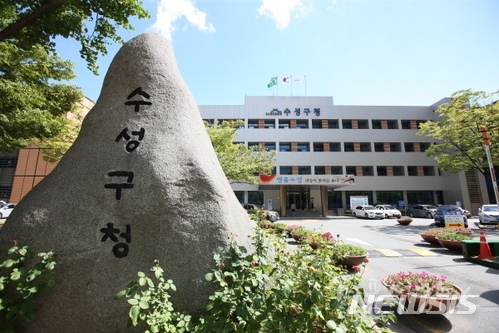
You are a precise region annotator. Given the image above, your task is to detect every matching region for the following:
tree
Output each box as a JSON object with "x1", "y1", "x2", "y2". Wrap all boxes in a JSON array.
[
  {"x1": 0, "y1": 1, "x2": 150, "y2": 153},
  {"x1": 417, "y1": 89, "x2": 499, "y2": 179},
  {"x1": 0, "y1": 42, "x2": 83, "y2": 152},
  {"x1": 1, "y1": 0, "x2": 150, "y2": 74},
  {"x1": 206, "y1": 120, "x2": 276, "y2": 183}
]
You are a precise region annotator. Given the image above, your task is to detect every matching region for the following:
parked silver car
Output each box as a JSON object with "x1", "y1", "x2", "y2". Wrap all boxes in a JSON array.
[
  {"x1": 478, "y1": 204, "x2": 499, "y2": 225},
  {"x1": 408, "y1": 205, "x2": 437, "y2": 218}
]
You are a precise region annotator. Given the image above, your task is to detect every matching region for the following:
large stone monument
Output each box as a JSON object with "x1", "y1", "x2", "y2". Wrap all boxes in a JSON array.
[{"x1": 0, "y1": 32, "x2": 255, "y2": 332}]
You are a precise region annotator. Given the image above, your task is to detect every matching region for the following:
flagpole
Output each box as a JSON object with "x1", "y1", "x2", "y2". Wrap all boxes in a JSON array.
[{"x1": 305, "y1": 75, "x2": 307, "y2": 104}]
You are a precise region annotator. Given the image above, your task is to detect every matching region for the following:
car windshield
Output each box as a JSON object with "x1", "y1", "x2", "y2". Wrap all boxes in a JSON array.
[
  {"x1": 440, "y1": 206, "x2": 460, "y2": 212},
  {"x1": 384, "y1": 206, "x2": 396, "y2": 209},
  {"x1": 363, "y1": 206, "x2": 375, "y2": 210},
  {"x1": 484, "y1": 206, "x2": 498, "y2": 212}
]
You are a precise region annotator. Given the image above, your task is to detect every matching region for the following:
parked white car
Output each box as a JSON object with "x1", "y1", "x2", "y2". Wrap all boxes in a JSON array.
[
  {"x1": 0, "y1": 203, "x2": 16, "y2": 218},
  {"x1": 478, "y1": 204, "x2": 499, "y2": 225},
  {"x1": 352, "y1": 205, "x2": 384, "y2": 219},
  {"x1": 375, "y1": 205, "x2": 402, "y2": 219}
]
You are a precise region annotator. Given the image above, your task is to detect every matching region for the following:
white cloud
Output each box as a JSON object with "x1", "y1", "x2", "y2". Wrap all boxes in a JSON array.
[
  {"x1": 257, "y1": 0, "x2": 311, "y2": 29},
  {"x1": 153, "y1": 0, "x2": 215, "y2": 41}
]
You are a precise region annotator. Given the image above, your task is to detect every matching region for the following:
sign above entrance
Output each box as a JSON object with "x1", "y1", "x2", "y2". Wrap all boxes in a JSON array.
[{"x1": 259, "y1": 174, "x2": 355, "y2": 186}]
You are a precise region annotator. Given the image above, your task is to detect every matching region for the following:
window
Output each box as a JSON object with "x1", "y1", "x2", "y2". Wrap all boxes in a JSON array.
[
  {"x1": 331, "y1": 166, "x2": 343, "y2": 174},
  {"x1": 296, "y1": 119, "x2": 309, "y2": 129},
  {"x1": 408, "y1": 166, "x2": 418, "y2": 176},
  {"x1": 342, "y1": 120, "x2": 352, "y2": 129},
  {"x1": 248, "y1": 191, "x2": 264, "y2": 205},
  {"x1": 248, "y1": 119, "x2": 259, "y2": 129},
  {"x1": 234, "y1": 191, "x2": 244, "y2": 203},
  {"x1": 313, "y1": 143, "x2": 324, "y2": 152},
  {"x1": 315, "y1": 166, "x2": 326, "y2": 175},
  {"x1": 358, "y1": 120, "x2": 369, "y2": 129},
  {"x1": 312, "y1": 120, "x2": 323, "y2": 129},
  {"x1": 346, "y1": 166, "x2": 356, "y2": 175},
  {"x1": 360, "y1": 143, "x2": 371, "y2": 152},
  {"x1": 420, "y1": 142, "x2": 431, "y2": 152},
  {"x1": 264, "y1": 119, "x2": 275, "y2": 129},
  {"x1": 279, "y1": 143, "x2": 291, "y2": 152},
  {"x1": 423, "y1": 166, "x2": 435, "y2": 176},
  {"x1": 401, "y1": 120, "x2": 411, "y2": 129},
  {"x1": 376, "y1": 191, "x2": 403, "y2": 206},
  {"x1": 280, "y1": 166, "x2": 292, "y2": 175},
  {"x1": 264, "y1": 142, "x2": 276, "y2": 151},
  {"x1": 404, "y1": 143, "x2": 414, "y2": 152},
  {"x1": 390, "y1": 143, "x2": 401, "y2": 152},
  {"x1": 344, "y1": 143, "x2": 354, "y2": 152},
  {"x1": 392, "y1": 166, "x2": 404, "y2": 176},
  {"x1": 298, "y1": 166, "x2": 311, "y2": 175},
  {"x1": 203, "y1": 119, "x2": 214, "y2": 126},
  {"x1": 326, "y1": 120, "x2": 338, "y2": 129},
  {"x1": 372, "y1": 120, "x2": 382, "y2": 129},
  {"x1": 248, "y1": 142, "x2": 259, "y2": 148},
  {"x1": 362, "y1": 166, "x2": 374, "y2": 176},
  {"x1": 377, "y1": 166, "x2": 388, "y2": 176},
  {"x1": 297, "y1": 142, "x2": 310, "y2": 152},
  {"x1": 329, "y1": 142, "x2": 341, "y2": 152},
  {"x1": 387, "y1": 120, "x2": 398, "y2": 129},
  {"x1": 416, "y1": 120, "x2": 426, "y2": 129},
  {"x1": 279, "y1": 119, "x2": 290, "y2": 129},
  {"x1": 374, "y1": 143, "x2": 384, "y2": 152}
]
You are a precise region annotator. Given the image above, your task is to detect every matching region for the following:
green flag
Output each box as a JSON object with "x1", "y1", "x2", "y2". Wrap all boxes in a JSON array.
[{"x1": 267, "y1": 76, "x2": 277, "y2": 88}]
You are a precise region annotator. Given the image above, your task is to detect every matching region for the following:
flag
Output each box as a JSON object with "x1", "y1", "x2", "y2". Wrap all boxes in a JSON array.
[
  {"x1": 281, "y1": 76, "x2": 290, "y2": 84},
  {"x1": 294, "y1": 76, "x2": 305, "y2": 84},
  {"x1": 267, "y1": 76, "x2": 277, "y2": 88}
]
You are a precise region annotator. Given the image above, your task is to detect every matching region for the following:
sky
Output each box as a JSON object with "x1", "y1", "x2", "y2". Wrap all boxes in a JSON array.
[{"x1": 56, "y1": 0, "x2": 499, "y2": 107}]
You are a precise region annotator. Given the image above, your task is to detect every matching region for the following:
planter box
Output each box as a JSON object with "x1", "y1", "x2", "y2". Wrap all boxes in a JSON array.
[{"x1": 462, "y1": 239, "x2": 499, "y2": 269}]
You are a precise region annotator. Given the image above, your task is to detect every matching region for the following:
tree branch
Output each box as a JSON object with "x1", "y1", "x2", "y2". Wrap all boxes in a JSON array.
[{"x1": 0, "y1": 0, "x2": 68, "y2": 41}]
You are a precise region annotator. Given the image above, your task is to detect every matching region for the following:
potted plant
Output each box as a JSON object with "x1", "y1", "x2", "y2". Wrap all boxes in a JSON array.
[
  {"x1": 332, "y1": 243, "x2": 368, "y2": 267},
  {"x1": 381, "y1": 271, "x2": 464, "y2": 314},
  {"x1": 290, "y1": 226, "x2": 313, "y2": 242},
  {"x1": 420, "y1": 228, "x2": 445, "y2": 245},
  {"x1": 305, "y1": 231, "x2": 335, "y2": 249},
  {"x1": 436, "y1": 229, "x2": 473, "y2": 252},
  {"x1": 396, "y1": 216, "x2": 413, "y2": 225}
]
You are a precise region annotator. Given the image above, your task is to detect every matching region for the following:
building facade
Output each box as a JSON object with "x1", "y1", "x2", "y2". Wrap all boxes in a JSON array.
[
  {"x1": 0, "y1": 95, "x2": 489, "y2": 217},
  {"x1": 200, "y1": 96, "x2": 488, "y2": 217},
  {"x1": 0, "y1": 97, "x2": 94, "y2": 203}
]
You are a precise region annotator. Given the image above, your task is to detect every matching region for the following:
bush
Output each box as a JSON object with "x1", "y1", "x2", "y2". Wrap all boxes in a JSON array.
[
  {"x1": 0, "y1": 244, "x2": 57, "y2": 332},
  {"x1": 117, "y1": 228, "x2": 394, "y2": 332}
]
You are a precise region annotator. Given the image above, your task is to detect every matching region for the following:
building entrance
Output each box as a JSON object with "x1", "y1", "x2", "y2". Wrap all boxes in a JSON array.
[{"x1": 287, "y1": 190, "x2": 313, "y2": 216}]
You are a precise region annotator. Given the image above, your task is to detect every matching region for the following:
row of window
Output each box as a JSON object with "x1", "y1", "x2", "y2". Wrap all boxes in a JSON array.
[
  {"x1": 277, "y1": 165, "x2": 436, "y2": 176},
  {"x1": 244, "y1": 142, "x2": 431, "y2": 153},
  {"x1": 205, "y1": 119, "x2": 427, "y2": 130}
]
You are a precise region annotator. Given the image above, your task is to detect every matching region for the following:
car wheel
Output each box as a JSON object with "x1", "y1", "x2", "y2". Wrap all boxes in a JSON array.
[
  {"x1": 385, "y1": 213, "x2": 389, "y2": 219},
  {"x1": 269, "y1": 216, "x2": 277, "y2": 222},
  {"x1": 409, "y1": 212, "x2": 414, "y2": 217},
  {"x1": 426, "y1": 213, "x2": 432, "y2": 218},
  {"x1": 364, "y1": 213, "x2": 369, "y2": 219},
  {"x1": 0, "y1": 213, "x2": 2, "y2": 218}
]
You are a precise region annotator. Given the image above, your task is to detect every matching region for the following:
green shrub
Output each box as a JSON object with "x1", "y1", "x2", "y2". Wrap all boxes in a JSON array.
[
  {"x1": 118, "y1": 228, "x2": 395, "y2": 332},
  {"x1": 0, "y1": 244, "x2": 56, "y2": 332}
]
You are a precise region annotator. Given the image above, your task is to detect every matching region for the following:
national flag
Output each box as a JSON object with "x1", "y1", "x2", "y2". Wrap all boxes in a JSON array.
[
  {"x1": 294, "y1": 76, "x2": 305, "y2": 84},
  {"x1": 281, "y1": 76, "x2": 290, "y2": 84},
  {"x1": 267, "y1": 76, "x2": 277, "y2": 88}
]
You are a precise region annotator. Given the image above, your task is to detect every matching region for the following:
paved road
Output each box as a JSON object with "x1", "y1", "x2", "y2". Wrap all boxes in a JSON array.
[{"x1": 278, "y1": 216, "x2": 499, "y2": 332}]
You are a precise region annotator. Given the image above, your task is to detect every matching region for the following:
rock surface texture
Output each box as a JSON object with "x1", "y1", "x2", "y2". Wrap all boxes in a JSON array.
[{"x1": 0, "y1": 32, "x2": 255, "y2": 332}]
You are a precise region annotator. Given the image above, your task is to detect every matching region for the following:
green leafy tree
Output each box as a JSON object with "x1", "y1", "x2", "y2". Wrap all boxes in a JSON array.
[
  {"x1": 417, "y1": 89, "x2": 499, "y2": 178},
  {"x1": 206, "y1": 120, "x2": 276, "y2": 183},
  {"x1": 0, "y1": 0, "x2": 150, "y2": 153}
]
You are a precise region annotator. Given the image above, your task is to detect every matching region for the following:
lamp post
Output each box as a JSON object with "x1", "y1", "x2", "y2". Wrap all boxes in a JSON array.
[{"x1": 480, "y1": 126, "x2": 499, "y2": 216}]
